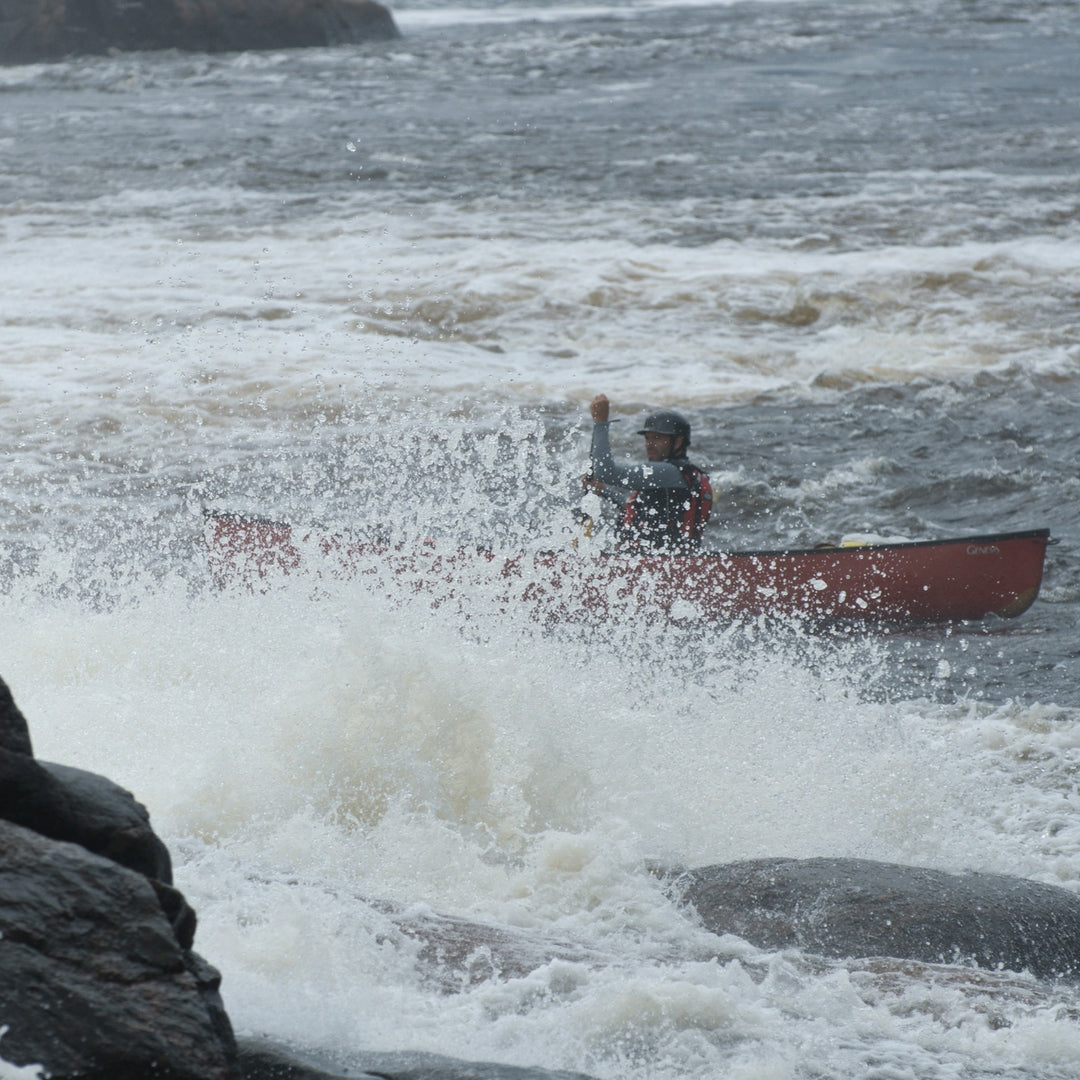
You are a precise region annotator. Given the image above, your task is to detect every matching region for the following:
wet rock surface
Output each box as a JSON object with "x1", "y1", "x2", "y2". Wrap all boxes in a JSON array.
[
  {"x1": 674, "y1": 856, "x2": 1080, "y2": 980},
  {"x1": 0, "y1": 674, "x2": 235, "y2": 1079},
  {"x1": 0, "y1": 817, "x2": 236, "y2": 1080},
  {"x1": 0, "y1": 0, "x2": 399, "y2": 65},
  {"x1": 238, "y1": 1040, "x2": 599, "y2": 1080}
]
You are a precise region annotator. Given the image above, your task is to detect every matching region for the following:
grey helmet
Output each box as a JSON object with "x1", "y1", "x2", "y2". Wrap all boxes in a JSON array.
[{"x1": 637, "y1": 409, "x2": 691, "y2": 447}]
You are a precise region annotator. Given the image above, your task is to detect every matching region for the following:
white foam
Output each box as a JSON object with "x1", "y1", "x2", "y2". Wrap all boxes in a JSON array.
[
  {"x1": 3, "y1": 200, "x2": 1077, "y2": 443},
  {"x1": 392, "y1": 0, "x2": 796, "y2": 33},
  {"x1": 7, "y1": 567, "x2": 1080, "y2": 1078}
]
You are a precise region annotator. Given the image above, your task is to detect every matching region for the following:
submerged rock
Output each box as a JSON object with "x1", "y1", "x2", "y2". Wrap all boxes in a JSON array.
[
  {"x1": 674, "y1": 857, "x2": 1080, "y2": 980},
  {"x1": 377, "y1": 902, "x2": 608, "y2": 992},
  {"x1": 0, "y1": 0, "x2": 399, "y2": 65},
  {"x1": 239, "y1": 1040, "x2": 600, "y2": 1080}
]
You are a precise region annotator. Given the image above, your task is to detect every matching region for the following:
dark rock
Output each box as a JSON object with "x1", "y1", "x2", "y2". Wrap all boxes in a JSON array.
[
  {"x1": 675, "y1": 857, "x2": 1080, "y2": 980},
  {"x1": 344, "y1": 1050, "x2": 599, "y2": 1080},
  {"x1": 0, "y1": 678, "x2": 232, "y2": 1076},
  {"x1": 238, "y1": 1039, "x2": 600, "y2": 1080},
  {"x1": 153, "y1": 876, "x2": 200, "y2": 950},
  {"x1": 41, "y1": 759, "x2": 175, "y2": 881},
  {"x1": 0, "y1": 0, "x2": 399, "y2": 65},
  {"x1": 0, "y1": 818, "x2": 237, "y2": 1080},
  {"x1": 0, "y1": 676, "x2": 33, "y2": 755},
  {"x1": 239, "y1": 1040, "x2": 378, "y2": 1079},
  {"x1": 0, "y1": 750, "x2": 173, "y2": 883}
]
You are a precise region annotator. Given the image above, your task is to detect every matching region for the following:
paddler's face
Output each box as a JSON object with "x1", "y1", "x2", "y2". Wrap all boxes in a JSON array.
[{"x1": 644, "y1": 431, "x2": 674, "y2": 461}]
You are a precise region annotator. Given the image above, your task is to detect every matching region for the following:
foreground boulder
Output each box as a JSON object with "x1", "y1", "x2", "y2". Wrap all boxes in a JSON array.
[
  {"x1": 0, "y1": 675, "x2": 235, "y2": 1079},
  {"x1": 0, "y1": 677, "x2": 32, "y2": 755},
  {"x1": 0, "y1": 819, "x2": 235, "y2": 1080},
  {"x1": 0, "y1": 0, "x2": 398, "y2": 65},
  {"x1": 674, "y1": 857, "x2": 1080, "y2": 980},
  {"x1": 1, "y1": 755, "x2": 174, "y2": 882}
]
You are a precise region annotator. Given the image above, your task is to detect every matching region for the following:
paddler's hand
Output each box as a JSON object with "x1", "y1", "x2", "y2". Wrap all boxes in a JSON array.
[
  {"x1": 590, "y1": 393, "x2": 610, "y2": 424},
  {"x1": 582, "y1": 474, "x2": 605, "y2": 495}
]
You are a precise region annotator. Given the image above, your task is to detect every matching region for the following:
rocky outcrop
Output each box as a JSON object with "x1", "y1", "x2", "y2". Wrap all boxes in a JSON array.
[
  {"x1": 673, "y1": 857, "x2": 1080, "y2": 980},
  {"x1": 0, "y1": 0, "x2": 399, "y2": 65},
  {"x1": 0, "y1": 675, "x2": 235, "y2": 1079},
  {"x1": 0, "y1": 677, "x2": 32, "y2": 755},
  {"x1": 1, "y1": 756, "x2": 174, "y2": 883},
  {"x1": 0, "y1": 819, "x2": 235, "y2": 1080}
]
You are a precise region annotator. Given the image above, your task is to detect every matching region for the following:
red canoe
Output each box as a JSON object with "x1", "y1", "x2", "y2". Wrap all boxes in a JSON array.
[{"x1": 204, "y1": 511, "x2": 1051, "y2": 625}]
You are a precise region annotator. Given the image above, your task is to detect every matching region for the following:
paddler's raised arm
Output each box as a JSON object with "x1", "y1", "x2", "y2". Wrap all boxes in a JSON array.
[
  {"x1": 587, "y1": 394, "x2": 627, "y2": 491},
  {"x1": 585, "y1": 393, "x2": 688, "y2": 496},
  {"x1": 585, "y1": 393, "x2": 630, "y2": 501}
]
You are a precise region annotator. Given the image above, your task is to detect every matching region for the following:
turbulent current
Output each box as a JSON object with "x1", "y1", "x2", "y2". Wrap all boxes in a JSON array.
[{"x1": 2, "y1": 0, "x2": 1080, "y2": 1076}]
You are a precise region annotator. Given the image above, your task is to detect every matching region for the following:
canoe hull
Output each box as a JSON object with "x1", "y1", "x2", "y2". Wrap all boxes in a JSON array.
[{"x1": 204, "y1": 512, "x2": 1050, "y2": 624}]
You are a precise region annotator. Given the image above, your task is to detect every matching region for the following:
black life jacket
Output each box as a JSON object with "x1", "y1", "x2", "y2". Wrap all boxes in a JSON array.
[{"x1": 620, "y1": 461, "x2": 713, "y2": 552}]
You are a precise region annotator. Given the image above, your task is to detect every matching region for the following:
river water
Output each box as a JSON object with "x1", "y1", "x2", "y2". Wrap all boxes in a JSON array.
[{"x1": 3, "y1": 0, "x2": 1080, "y2": 1076}]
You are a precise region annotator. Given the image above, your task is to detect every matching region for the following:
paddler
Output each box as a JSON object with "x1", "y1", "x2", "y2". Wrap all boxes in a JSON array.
[{"x1": 583, "y1": 393, "x2": 712, "y2": 551}]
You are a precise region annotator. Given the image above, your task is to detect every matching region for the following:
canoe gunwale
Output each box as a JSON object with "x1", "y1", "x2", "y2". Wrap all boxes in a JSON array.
[
  {"x1": 204, "y1": 512, "x2": 1051, "y2": 562},
  {"x1": 586, "y1": 528, "x2": 1053, "y2": 564}
]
